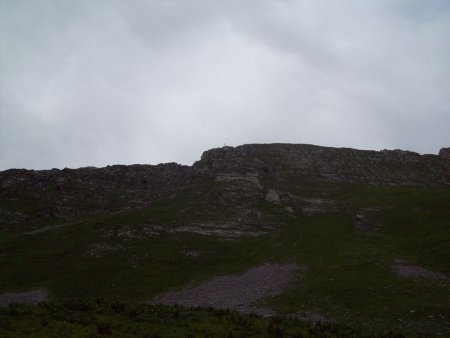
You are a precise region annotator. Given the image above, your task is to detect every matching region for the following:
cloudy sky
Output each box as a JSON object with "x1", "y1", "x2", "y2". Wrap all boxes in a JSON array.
[{"x1": 1, "y1": 0, "x2": 449, "y2": 170}]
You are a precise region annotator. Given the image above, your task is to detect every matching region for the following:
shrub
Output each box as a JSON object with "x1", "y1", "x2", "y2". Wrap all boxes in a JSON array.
[{"x1": 97, "y1": 322, "x2": 112, "y2": 336}]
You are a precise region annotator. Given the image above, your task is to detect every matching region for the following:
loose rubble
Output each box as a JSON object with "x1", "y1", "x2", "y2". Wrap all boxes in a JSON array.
[
  {"x1": 0, "y1": 289, "x2": 47, "y2": 307},
  {"x1": 392, "y1": 259, "x2": 449, "y2": 282},
  {"x1": 152, "y1": 263, "x2": 303, "y2": 316}
]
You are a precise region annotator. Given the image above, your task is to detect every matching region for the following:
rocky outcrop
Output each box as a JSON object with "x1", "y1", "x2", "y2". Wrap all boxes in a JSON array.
[
  {"x1": 439, "y1": 147, "x2": 450, "y2": 159},
  {"x1": 1, "y1": 143, "x2": 449, "y2": 225},
  {"x1": 193, "y1": 144, "x2": 450, "y2": 187},
  {"x1": 0, "y1": 163, "x2": 192, "y2": 223}
]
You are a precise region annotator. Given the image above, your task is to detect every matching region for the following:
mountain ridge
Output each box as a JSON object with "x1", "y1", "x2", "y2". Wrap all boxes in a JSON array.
[
  {"x1": 1, "y1": 143, "x2": 450, "y2": 335},
  {"x1": 1, "y1": 143, "x2": 449, "y2": 228}
]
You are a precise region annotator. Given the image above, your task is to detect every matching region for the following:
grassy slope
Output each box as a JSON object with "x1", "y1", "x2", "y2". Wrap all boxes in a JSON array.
[
  {"x1": 0, "y1": 301, "x2": 377, "y2": 338},
  {"x1": 0, "y1": 185, "x2": 449, "y2": 335},
  {"x1": 267, "y1": 186, "x2": 450, "y2": 335}
]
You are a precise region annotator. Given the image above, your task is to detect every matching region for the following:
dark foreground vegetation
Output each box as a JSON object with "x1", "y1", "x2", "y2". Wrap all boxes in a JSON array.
[
  {"x1": 0, "y1": 299, "x2": 410, "y2": 338},
  {"x1": 1, "y1": 185, "x2": 449, "y2": 336}
]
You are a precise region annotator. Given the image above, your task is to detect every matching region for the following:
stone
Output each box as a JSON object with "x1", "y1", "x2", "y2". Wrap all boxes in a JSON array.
[
  {"x1": 439, "y1": 147, "x2": 450, "y2": 159},
  {"x1": 1, "y1": 144, "x2": 449, "y2": 223},
  {"x1": 265, "y1": 189, "x2": 280, "y2": 204}
]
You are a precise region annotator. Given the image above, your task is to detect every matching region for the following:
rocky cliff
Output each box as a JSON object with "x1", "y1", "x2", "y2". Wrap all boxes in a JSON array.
[
  {"x1": 194, "y1": 144, "x2": 450, "y2": 186},
  {"x1": 1, "y1": 144, "x2": 449, "y2": 226},
  {"x1": 0, "y1": 163, "x2": 192, "y2": 224}
]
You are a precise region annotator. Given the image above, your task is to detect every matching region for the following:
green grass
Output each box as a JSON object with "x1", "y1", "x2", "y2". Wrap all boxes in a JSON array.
[
  {"x1": 0, "y1": 220, "x2": 273, "y2": 300},
  {"x1": 1, "y1": 185, "x2": 449, "y2": 335},
  {"x1": 267, "y1": 212, "x2": 450, "y2": 335}
]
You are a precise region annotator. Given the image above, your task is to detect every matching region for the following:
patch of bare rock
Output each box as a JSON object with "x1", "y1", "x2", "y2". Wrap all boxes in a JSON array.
[
  {"x1": 152, "y1": 263, "x2": 302, "y2": 316},
  {"x1": 100, "y1": 222, "x2": 273, "y2": 241},
  {"x1": 0, "y1": 289, "x2": 47, "y2": 307},
  {"x1": 392, "y1": 259, "x2": 449, "y2": 282},
  {"x1": 85, "y1": 243, "x2": 125, "y2": 258}
]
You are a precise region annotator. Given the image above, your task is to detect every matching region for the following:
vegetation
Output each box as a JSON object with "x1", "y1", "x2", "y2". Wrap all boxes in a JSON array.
[
  {"x1": 0, "y1": 300, "x2": 407, "y2": 337},
  {"x1": 1, "y1": 185, "x2": 449, "y2": 336}
]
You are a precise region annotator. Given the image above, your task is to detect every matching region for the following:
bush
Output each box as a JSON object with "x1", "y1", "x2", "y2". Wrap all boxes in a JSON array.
[
  {"x1": 0, "y1": 316, "x2": 13, "y2": 330},
  {"x1": 97, "y1": 321, "x2": 112, "y2": 336}
]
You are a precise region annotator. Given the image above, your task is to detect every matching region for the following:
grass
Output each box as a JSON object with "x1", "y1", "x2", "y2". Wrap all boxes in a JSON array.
[
  {"x1": 0, "y1": 300, "x2": 396, "y2": 338},
  {"x1": 0, "y1": 194, "x2": 275, "y2": 300},
  {"x1": 268, "y1": 212, "x2": 450, "y2": 335},
  {"x1": 0, "y1": 185, "x2": 449, "y2": 336}
]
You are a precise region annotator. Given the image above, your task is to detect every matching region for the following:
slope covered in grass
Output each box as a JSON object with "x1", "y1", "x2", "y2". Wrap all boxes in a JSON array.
[{"x1": 1, "y1": 185, "x2": 449, "y2": 335}]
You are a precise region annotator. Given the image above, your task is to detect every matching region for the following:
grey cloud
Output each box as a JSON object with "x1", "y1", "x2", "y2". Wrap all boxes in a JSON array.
[{"x1": 1, "y1": 0, "x2": 449, "y2": 170}]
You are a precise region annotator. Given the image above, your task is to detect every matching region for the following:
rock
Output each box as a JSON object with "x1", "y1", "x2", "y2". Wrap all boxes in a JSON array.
[
  {"x1": 0, "y1": 163, "x2": 193, "y2": 221},
  {"x1": 151, "y1": 263, "x2": 301, "y2": 315},
  {"x1": 298, "y1": 198, "x2": 337, "y2": 215},
  {"x1": 284, "y1": 206, "x2": 294, "y2": 213},
  {"x1": 439, "y1": 147, "x2": 450, "y2": 159},
  {"x1": 1, "y1": 144, "x2": 450, "y2": 223},
  {"x1": 391, "y1": 259, "x2": 449, "y2": 281},
  {"x1": 193, "y1": 144, "x2": 450, "y2": 186},
  {"x1": 0, "y1": 289, "x2": 47, "y2": 306},
  {"x1": 265, "y1": 189, "x2": 280, "y2": 204}
]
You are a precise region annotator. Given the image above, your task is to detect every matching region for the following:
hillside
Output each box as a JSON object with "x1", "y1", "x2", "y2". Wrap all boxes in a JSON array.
[{"x1": 1, "y1": 144, "x2": 450, "y2": 336}]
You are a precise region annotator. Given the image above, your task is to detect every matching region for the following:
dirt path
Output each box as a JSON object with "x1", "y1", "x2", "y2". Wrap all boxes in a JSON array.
[
  {"x1": 152, "y1": 263, "x2": 302, "y2": 316},
  {"x1": 0, "y1": 289, "x2": 47, "y2": 307},
  {"x1": 22, "y1": 222, "x2": 76, "y2": 235}
]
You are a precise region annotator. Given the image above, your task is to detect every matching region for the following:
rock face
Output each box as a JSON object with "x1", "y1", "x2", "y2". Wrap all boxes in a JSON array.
[
  {"x1": 0, "y1": 163, "x2": 192, "y2": 222},
  {"x1": 193, "y1": 144, "x2": 450, "y2": 187},
  {"x1": 439, "y1": 147, "x2": 450, "y2": 159},
  {"x1": 1, "y1": 144, "x2": 449, "y2": 225}
]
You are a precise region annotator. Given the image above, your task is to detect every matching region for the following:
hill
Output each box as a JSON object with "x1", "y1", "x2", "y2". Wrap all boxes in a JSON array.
[{"x1": 1, "y1": 144, "x2": 449, "y2": 336}]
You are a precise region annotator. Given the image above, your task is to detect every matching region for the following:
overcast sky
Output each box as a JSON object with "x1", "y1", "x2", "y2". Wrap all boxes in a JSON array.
[{"x1": 1, "y1": 0, "x2": 449, "y2": 170}]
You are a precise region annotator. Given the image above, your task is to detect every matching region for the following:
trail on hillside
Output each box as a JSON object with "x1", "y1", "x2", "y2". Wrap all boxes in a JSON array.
[
  {"x1": 151, "y1": 263, "x2": 302, "y2": 316},
  {"x1": 22, "y1": 222, "x2": 75, "y2": 235}
]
